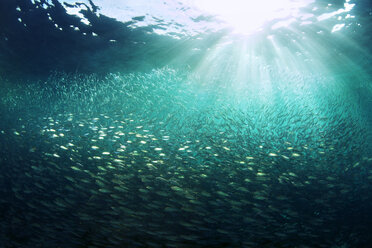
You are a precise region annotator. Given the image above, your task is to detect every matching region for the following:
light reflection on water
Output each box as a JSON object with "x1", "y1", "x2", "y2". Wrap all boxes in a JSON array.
[
  {"x1": 6, "y1": 0, "x2": 370, "y2": 90},
  {"x1": 51, "y1": 0, "x2": 355, "y2": 37}
]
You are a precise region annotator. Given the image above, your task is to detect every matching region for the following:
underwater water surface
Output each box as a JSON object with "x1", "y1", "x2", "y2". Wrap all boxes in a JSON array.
[{"x1": 0, "y1": 0, "x2": 372, "y2": 247}]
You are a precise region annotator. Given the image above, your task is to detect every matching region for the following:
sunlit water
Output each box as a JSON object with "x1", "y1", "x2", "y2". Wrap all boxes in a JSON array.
[{"x1": 0, "y1": 0, "x2": 371, "y2": 247}]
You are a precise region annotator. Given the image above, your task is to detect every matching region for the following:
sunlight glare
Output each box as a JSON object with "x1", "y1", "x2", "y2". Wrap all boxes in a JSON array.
[{"x1": 195, "y1": 0, "x2": 314, "y2": 34}]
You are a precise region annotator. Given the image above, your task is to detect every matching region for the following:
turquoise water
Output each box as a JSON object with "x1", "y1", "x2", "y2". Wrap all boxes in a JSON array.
[{"x1": 0, "y1": 0, "x2": 372, "y2": 247}]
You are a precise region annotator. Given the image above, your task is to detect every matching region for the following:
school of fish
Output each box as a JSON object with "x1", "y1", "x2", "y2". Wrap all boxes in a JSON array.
[{"x1": 0, "y1": 68, "x2": 371, "y2": 247}]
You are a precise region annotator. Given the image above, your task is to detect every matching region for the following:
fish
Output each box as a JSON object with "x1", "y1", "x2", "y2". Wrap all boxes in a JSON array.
[{"x1": 0, "y1": 68, "x2": 371, "y2": 248}]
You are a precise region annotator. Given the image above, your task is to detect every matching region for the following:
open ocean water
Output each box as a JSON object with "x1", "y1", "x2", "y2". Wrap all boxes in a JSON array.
[{"x1": 0, "y1": 0, "x2": 372, "y2": 247}]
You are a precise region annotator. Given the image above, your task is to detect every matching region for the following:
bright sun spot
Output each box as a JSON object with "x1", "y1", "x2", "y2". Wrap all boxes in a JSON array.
[{"x1": 195, "y1": 0, "x2": 314, "y2": 34}]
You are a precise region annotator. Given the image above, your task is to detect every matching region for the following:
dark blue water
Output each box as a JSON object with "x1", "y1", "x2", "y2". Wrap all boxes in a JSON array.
[{"x1": 0, "y1": 0, "x2": 372, "y2": 247}]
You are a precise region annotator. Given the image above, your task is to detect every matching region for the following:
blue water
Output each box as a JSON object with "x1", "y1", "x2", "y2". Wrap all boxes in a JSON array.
[{"x1": 0, "y1": 0, "x2": 372, "y2": 247}]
